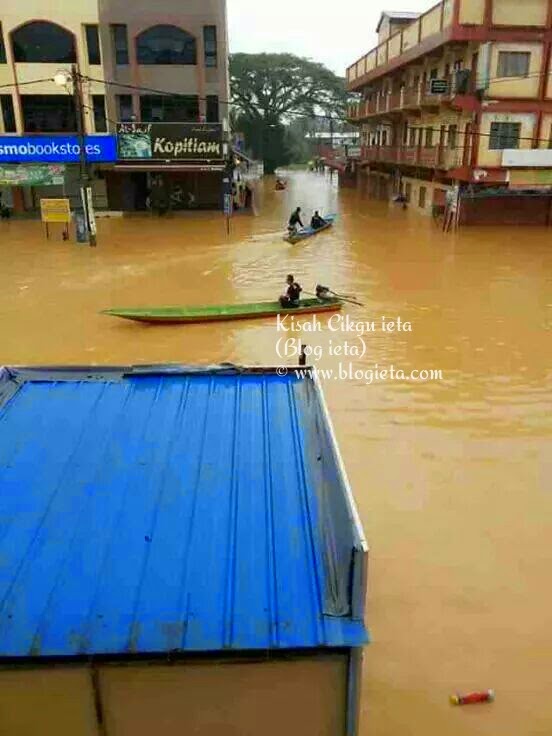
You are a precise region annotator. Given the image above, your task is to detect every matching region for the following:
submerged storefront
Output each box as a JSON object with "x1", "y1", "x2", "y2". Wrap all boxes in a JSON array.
[
  {"x1": 108, "y1": 122, "x2": 226, "y2": 212},
  {"x1": 0, "y1": 135, "x2": 117, "y2": 215}
]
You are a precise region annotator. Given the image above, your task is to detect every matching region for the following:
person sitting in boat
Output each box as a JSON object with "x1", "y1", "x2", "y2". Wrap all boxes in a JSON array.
[
  {"x1": 280, "y1": 274, "x2": 302, "y2": 308},
  {"x1": 288, "y1": 207, "x2": 303, "y2": 235},
  {"x1": 311, "y1": 211, "x2": 326, "y2": 230},
  {"x1": 275, "y1": 178, "x2": 286, "y2": 190},
  {"x1": 315, "y1": 284, "x2": 332, "y2": 301}
]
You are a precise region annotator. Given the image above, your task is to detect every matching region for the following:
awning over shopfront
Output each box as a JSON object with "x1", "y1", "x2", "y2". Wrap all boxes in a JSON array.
[{"x1": 111, "y1": 164, "x2": 225, "y2": 173}]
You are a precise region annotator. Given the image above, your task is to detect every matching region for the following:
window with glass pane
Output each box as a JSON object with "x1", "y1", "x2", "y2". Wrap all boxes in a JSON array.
[
  {"x1": 85, "y1": 25, "x2": 101, "y2": 65},
  {"x1": 0, "y1": 24, "x2": 7, "y2": 63},
  {"x1": 425, "y1": 127, "x2": 433, "y2": 147},
  {"x1": 1, "y1": 95, "x2": 16, "y2": 132},
  {"x1": 409, "y1": 128, "x2": 416, "y2": 146},
  {"x1": 448, "y1": 124, "x2": 457, "y2": 149},
  {"x1": 206, "y1": 95, "x2": 219, "y2": 122},
  {"x1": 92, "y1": 95, "x2": 107, "y2": 132},
  {"x1": 136, "y1": 26, "x2": 196, "y2": 65},
  {"x1": 489, "y1": 122, "x2": 521, "y2": 150},
  {"x1": 497, "y1": 51, "x2": 530, "y2": 78},
  {"x1": 117, "y1": 95, "x2": 133, "y2": 121},
  {"x1": 203, "y1": 26, "x2": 217, "y2": 67},
  {"x1": 140, "y1": 95, "x2": 199, "y2": 122},
  {"x1": 21, "y1": 95, "x2": 76, "y2": 132},
  {"x1": 12, "y1": 21, "x2": 76, "y2": 63},
  {"x1": 111, "y1": 25, "x2": 129, "y2": 65}
]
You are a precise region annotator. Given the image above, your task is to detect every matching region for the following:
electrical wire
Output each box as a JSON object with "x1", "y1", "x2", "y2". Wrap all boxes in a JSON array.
[
  {"x1": 0, "y1": 78, "x2": 53, "y2": 90},
  {"x1": 2, "y1": 65, "x2": 552, "y2": 140}
]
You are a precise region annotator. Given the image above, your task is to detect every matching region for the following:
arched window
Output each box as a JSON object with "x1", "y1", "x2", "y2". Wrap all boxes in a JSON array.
[
  {"x1": 136, "y1": 25, "x2": 196, "y2": 65},
  {"x1": 12, "y1": 21, "x2": 76, "y2": 63}
]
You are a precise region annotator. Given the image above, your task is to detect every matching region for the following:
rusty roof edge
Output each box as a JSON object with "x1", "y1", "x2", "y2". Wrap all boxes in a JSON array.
[{"x1": 2, "y1": 363, "x2": 316, "y2": 382}]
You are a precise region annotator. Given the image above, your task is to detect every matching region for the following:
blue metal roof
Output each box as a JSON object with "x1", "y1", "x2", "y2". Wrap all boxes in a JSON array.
[{"x1": 0, "y1": 366, "x2": 367, "y2": 659}]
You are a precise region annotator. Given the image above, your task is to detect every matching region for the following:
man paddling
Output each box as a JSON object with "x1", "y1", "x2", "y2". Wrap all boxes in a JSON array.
[
  {"x1": 280, "y1": 274, "x2": 302, "y2": 308},
  {"x1": 288, "y1": 207, "x2": 303, "y2": 235}
]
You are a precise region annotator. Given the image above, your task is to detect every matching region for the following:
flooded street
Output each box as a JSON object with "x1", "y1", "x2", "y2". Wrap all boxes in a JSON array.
[{"x1": 1, "y1": 171, "x2": 551, "y2": 735}]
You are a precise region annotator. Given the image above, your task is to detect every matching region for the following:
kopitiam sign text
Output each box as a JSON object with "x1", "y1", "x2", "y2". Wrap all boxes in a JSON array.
[
  {"x1": 0, "y1": 136, "x2": 116, "y2": 163},
  {"x1": 117, "y1": 123, "x2": 224, "y2": 161}
]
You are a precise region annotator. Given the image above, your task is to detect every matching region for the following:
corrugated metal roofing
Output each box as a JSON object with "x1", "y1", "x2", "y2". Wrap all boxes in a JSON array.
[{"x1": 0, "y1": 367, "x2": 367, "y2": 659}]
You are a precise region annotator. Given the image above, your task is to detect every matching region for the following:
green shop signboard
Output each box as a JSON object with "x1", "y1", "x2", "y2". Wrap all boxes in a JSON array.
[
  {"x1": 0, "y1": 164, "x2": 65, "y2": 186},
  {"x1": 117, "y1": 122, "x2": 224, "y2": 161}
]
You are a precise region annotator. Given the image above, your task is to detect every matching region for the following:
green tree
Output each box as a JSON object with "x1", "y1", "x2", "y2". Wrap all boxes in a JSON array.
[{"x1": 230, "y1": 53, "x2": 347, "y2": 173}]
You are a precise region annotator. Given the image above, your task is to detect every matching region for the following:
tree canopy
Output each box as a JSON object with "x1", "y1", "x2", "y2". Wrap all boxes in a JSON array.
[{"x1": 230, "y1": 53, "x2": 348, "y2": 172}]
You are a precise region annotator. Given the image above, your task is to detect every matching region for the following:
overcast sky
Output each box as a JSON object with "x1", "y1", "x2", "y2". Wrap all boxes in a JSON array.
[{"x1": 228, "y1": 0, "x2": 435, "y2": 76}]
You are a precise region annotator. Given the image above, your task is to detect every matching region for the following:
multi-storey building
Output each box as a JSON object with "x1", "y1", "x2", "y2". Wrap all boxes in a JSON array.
[
  {"x1": 346, "y1": 1, "x2": 552, "y2": 226},
  {"x1": 0, "y1": 0, "x2": 229, "y2": 213}
]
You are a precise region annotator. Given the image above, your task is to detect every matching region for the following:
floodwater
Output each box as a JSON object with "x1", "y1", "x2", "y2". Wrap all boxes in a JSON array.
[{"x1": 1, "y1": 171, "x2": 551, "y2": 735}]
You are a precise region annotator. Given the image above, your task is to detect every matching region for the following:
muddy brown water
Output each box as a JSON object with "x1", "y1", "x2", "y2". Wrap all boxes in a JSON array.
[{"x1": 1, "y1": 171, "x2": 551, "y2": 735}]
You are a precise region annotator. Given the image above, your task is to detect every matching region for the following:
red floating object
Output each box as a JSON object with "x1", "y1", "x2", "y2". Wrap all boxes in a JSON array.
[{"x1": 450, "y1": 689, "x2": 495, "y2": 706}]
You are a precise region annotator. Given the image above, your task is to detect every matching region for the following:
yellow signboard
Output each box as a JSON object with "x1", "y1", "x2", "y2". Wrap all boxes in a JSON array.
[
  {"x1": 509, "y1": 170, "x2": 552, "y2": 188},
  {"x1": 40, "y1": 198, "x2": 71, "y2": 224}
]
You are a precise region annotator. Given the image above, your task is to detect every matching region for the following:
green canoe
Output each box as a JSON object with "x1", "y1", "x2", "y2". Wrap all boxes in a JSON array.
[{"x1": 102, "y1": 297, "x2": 343, "y2": 324}]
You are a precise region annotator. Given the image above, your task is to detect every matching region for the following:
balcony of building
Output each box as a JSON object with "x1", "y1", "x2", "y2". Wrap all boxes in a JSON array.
[
  {"x1": 359, "y1": 142, "x2": 464, "y2": 170},
  {"x1": 347, "y1": 70, "x2": 473, "y2": 123},
  {"x1": 347, "y1": 0, "x2": 455, "y2": 91},
  {"x1": 348, "y1": 0, "x2": 552, "y2": 94}
]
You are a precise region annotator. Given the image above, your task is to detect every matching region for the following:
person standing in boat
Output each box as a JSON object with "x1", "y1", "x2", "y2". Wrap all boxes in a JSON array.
[
  {"x1": 288, "y1": 207, "x2": 303, "y2": 235},
  {"x1": 310, "y1": 211, "x2": 326, "y2": 230},
  {"x1": 280, "y1": 274, "x2": 302, "y2": 308}
]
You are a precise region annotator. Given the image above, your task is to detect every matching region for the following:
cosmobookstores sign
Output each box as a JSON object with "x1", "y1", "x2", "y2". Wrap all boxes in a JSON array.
[
  {"x1": 0, "y1": 135, "x2": 117, "y2": 163},
  {"x1": 117, "y1": 122, "x2": 224, "y2": 161}
]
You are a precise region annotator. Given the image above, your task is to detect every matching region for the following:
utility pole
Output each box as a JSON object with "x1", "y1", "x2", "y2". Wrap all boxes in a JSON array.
[{"x1": 72, "y1": 65, "x2": 96, "y2": 246}]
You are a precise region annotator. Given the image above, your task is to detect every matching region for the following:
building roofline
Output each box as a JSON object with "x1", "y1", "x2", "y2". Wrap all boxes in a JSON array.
[{"x1": 376, "y1": 10, "x2": 421, "y2": 33}]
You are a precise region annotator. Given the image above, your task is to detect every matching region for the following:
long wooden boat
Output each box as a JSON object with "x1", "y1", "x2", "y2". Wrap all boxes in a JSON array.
[
  {"x1": 284, "y1": 214, "x2": 337, "y2": 244},
  {"x1": 102, "y1": 297, "x2": 343, "y2": 325}
]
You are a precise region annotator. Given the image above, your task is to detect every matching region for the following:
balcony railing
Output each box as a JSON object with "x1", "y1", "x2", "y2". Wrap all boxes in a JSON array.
[
  {"x1": 347, "y1": 0, "x2": 454, "y2": 89},
  {"x1": 358, "y1": 144, "x2": 463, "y2": 170},
  {"x1": 402, "y1": 87, "x2": 421, "y2": 108},
  {"x1": 388, "y1": 91, "x2": 402, "y2": 111},
  {"x1": 348, "y1": 71, "x2": 473, "y2": 122}
]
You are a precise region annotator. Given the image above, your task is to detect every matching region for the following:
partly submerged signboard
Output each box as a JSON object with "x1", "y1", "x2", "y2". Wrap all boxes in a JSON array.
[
  {"x1": 117, "y1": 122, "x2": 224, "y2": 161},
  {"x1": 0, "y1": 163, "x2": 65, "y2": 186}
]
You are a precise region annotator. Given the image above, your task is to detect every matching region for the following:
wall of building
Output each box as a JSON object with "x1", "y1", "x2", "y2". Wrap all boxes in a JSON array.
[
  {"x1": 478, "y1": 112, "x2": 537, "y2": 167},
  {"x1": 0, "y1": 655, "x2": 348, "y2": 736},
  {"x1": 401, "y1": 177, "x2": 451, "y2": 215},
  {"x1": 377, "y1": 16, "x2": 390, "y2": 44},
  {"x1": 459, "y1": 0, "x2": 485, "y2": 24},
  {"x1": 492, "y1": 0, "x2": 548, "y2": 26},
  {"x1": 421, "y1": 4, "x2": 442, "y2": 40},
  {"x1": 0, "y1": 0, "x2": 229, "y2": 134},
  {"x1": 540, "y1": 114, "x2": 552, "y2": 147},
  {"x1": 487, "y1": 43, "x2": 543, "y2": 99},
  {"x1": 546, "y1": 52, "x2": 552, "y2": 99},
  {"x1": 459, "y1": 194, "x2": 552, "y2": 225}
]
